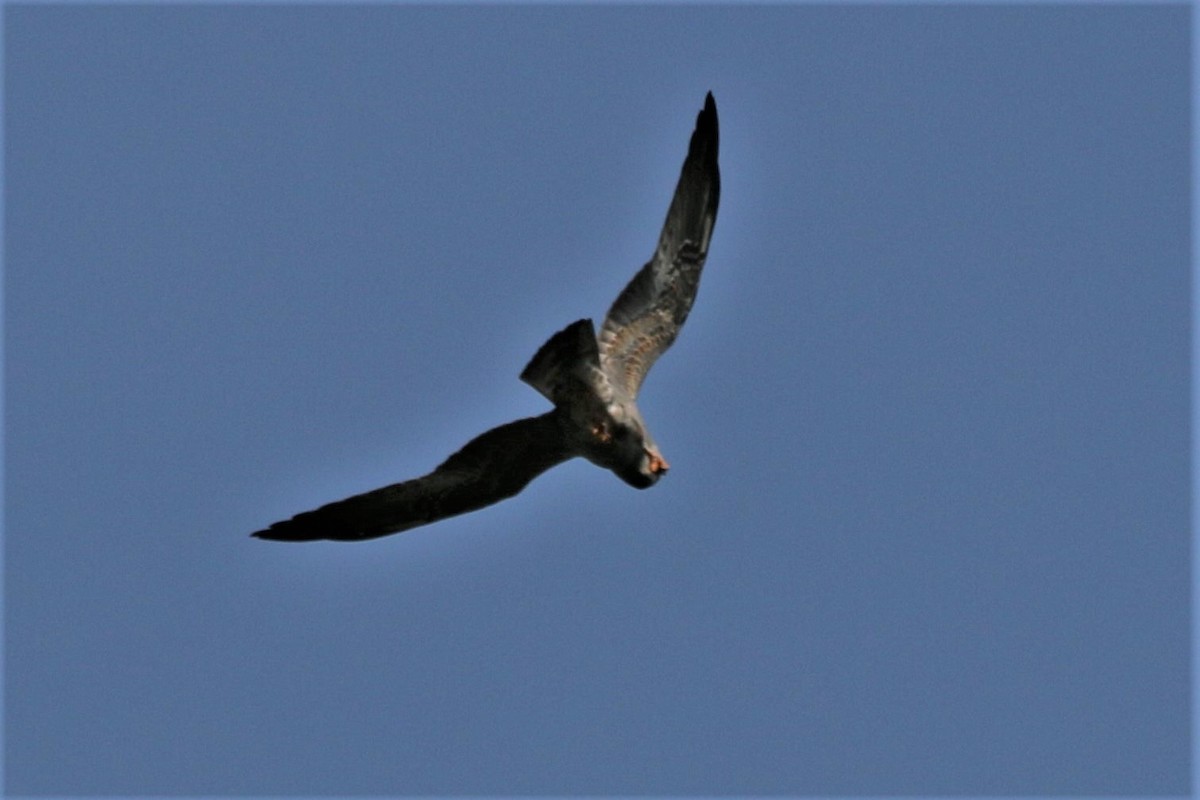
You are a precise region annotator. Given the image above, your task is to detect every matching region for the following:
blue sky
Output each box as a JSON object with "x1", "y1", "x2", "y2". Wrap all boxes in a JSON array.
[{"x1": 5, "y1": 4, "x2": 1190, "y2": 796}]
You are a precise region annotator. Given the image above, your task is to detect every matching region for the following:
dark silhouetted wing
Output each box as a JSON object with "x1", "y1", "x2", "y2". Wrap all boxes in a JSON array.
[
  {"x1": 598, "y1": 92, "x2": 720, "y2": 398},
  {"x1": 252, "y1": 412, "x2": 573, "y2": 542}
]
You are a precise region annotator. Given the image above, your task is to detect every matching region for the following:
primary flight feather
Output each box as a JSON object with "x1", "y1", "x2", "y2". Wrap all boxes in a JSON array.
[{"x1": 253, "y1": 93, "x2": 720, "y2": 542}]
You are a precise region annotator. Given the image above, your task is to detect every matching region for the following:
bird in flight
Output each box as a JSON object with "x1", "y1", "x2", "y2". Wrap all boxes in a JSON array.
[{"x1": 253, "y1": 92, "x2": 720, "y2": 542}]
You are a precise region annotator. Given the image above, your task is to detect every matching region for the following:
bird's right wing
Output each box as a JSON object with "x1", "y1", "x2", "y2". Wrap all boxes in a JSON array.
[
  {"x1": 252, "y1": 412, "x2": 573, "y2": 542},
  {"x1": 598, "y1": 92, "x2": 720, "y2": 399}
]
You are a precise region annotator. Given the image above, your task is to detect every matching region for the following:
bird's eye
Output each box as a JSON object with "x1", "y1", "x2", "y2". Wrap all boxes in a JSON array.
[{"x1": 591, "y1": 421, "x2": 612, "y2": 443}]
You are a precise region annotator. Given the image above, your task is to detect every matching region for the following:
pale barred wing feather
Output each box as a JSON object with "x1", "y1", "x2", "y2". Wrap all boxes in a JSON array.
[
  {"x1": 252, "y1": 412, "x2": 572, "y2": 541},
  {"x1": 598, "y1": 92, "x2": 720, "y2": 398}
]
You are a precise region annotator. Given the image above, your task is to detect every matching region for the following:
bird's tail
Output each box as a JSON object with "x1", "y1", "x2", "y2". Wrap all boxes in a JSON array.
[{"x1": 520, "y1": 318, "x2": 600, "y2": 405}]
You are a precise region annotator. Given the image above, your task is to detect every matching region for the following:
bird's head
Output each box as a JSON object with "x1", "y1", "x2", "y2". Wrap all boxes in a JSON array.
[{"x1": 582, "y1": 406, "x2": 669, "y2": 489}]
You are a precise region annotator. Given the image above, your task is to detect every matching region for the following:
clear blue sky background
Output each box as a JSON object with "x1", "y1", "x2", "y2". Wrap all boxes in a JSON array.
[{"x1": 5, "y1": 4, "x2": 1190, "y2": 796}]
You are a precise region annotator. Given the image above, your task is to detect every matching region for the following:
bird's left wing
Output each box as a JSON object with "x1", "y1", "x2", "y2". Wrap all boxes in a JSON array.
[
  {"x1": 252, "y1": 412, "x2": 573, "y2": 542},
  {"x1": 598, "y1": 92, "x2": 720, "y2": 399}
]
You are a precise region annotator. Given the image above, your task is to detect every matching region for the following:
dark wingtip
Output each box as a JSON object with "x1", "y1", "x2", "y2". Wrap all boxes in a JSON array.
[
  {"x1": 690, "y1": 92, "x2": 719, "y2": 165},
  {"x1": 250, "y1": 515, "x2": 326, "y2": 542},
  {"x1": 250, "y1": 526, "x2": 301, "y2": 542}
]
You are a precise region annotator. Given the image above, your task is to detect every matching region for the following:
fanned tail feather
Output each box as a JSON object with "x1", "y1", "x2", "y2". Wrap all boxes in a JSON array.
[{"x1": 519, "y1": 318, "x2": 600, "y2": 404}]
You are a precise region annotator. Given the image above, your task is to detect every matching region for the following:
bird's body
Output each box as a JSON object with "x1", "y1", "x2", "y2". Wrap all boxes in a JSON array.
[{"x1": 254, "y1": 93, "x2": 720, "y2": 542}]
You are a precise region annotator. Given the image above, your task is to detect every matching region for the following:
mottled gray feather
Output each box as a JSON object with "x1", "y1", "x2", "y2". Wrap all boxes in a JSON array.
[{"x1": 598, "y1": 92, "x2": 720, "y2": 398}]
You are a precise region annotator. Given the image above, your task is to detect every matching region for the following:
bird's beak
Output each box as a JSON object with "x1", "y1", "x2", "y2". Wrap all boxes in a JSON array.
[{"x1": 647, "y1": 452, "x2": 670, "y2": 475}]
